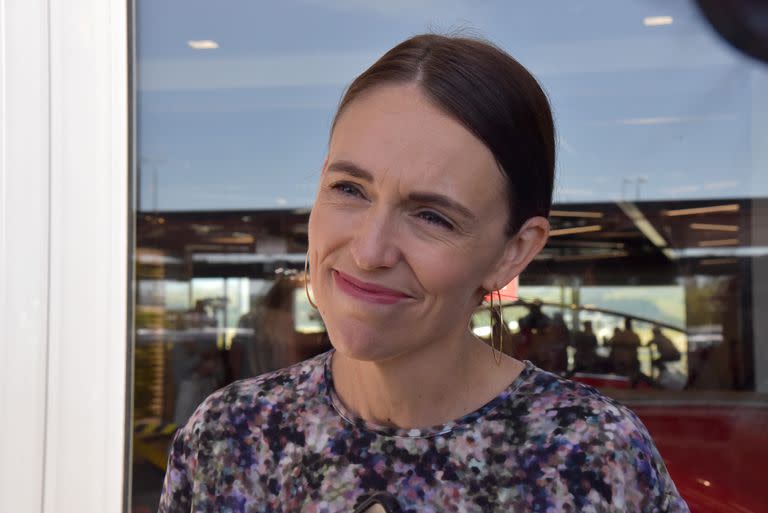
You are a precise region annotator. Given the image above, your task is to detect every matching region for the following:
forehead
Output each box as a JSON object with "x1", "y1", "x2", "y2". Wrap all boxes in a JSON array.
[{"x1": 328, "y1": 84, "x2": 506, "y2": 201}]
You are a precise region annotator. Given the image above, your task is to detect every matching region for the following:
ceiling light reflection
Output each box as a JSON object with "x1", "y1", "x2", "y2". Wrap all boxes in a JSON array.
[
  {"x1": 691, "y1": 223, "x2": 739, "y2": 232},
  {"x1": 673, "y1": 246, "x2": 768, "y2": 258},
  {"x1": 699, "y1": 238, "x2": 739, "y2": 247},
  {"x1": 549, "y1": 225, "x2": 602, "y2": 237},
  {"x1": 618, "y1": 202, "x2": 667, "y2": 248},
  {"x1": 663, "y1": 204, "x2": 740, "y2": 216},
  {"x1": 644, "y1": 16, "x2": 673, "y2": 26},
  {"x1": 550, "y1": 210, "x2": 604, "y2": 219},
  {"x1": 187, "y1": 40, "x2": 219, "y2": 50},
  {"x1": 210, "y1": 236, "x2": 254, "y2": 245}
]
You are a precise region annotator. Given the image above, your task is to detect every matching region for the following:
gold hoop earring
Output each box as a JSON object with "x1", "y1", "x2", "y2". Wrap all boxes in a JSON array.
[
  {"x1": 304, "y1": 251, "x2": 318, "y2": 310},
  {"x1": 489, "y1": 289, "x2": 504, "y2": 365}
]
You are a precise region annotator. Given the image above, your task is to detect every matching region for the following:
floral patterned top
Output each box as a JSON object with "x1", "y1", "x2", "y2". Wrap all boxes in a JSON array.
[{"x1": 159, "y1": 350, "x2": 690, "y2": 513}]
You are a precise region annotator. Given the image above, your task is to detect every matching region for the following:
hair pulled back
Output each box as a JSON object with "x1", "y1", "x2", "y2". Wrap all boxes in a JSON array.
[{"x1": 331, "y1": 34, "x2": 555, "y2": 236}]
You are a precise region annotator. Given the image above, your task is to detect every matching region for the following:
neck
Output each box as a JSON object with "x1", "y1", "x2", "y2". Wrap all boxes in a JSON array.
[{"x1": 330, "y1": 331, "x2": 522, "y2": 429}]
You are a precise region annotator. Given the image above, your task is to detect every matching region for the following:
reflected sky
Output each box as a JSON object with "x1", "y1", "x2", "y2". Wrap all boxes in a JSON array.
[{"x1": 137, "y1": 0, "x2": 768, "y2": 211}]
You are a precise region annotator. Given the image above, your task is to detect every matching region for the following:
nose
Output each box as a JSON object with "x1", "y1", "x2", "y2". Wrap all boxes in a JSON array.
[{"x1": 350, "y1": 207, "x2": 402, "y2": 271}]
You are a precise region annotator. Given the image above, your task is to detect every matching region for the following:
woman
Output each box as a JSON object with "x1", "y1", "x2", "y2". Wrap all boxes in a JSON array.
[{"x1": 159, "y1": 34, "x2": 689, "y2": 513}]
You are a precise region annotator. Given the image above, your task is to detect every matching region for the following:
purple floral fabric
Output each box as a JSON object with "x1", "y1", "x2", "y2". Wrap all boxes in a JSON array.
[{"x1": 158, "y1": 350, "x2": 689, "y2": 512}]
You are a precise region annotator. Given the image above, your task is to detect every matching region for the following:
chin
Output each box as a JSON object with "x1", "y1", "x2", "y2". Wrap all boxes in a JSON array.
[{"x1": 325, "y1": 317, "x2": 403, "y2": 363}]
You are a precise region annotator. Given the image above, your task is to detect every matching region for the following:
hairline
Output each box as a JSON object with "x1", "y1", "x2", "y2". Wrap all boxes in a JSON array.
[{"x1": 329, "y1": 78, "x2": 519, "y2": 237}]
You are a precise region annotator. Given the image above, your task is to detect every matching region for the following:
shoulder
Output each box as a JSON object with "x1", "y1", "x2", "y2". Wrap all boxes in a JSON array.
[
  {"x1": 501, "y1": 366, "x2": 688, "y2": 511},
  {"x1": 179, "y1": 351, "x2": 329, "y2": 443},
  {"x1": 159, "y1": 352, "x2": 331, "y2": 511},
  {"x1": 514, "y1": 364, "x2": 643, "y2": 429},
  {"x1": 510, "y1": 366, "x2": 658, "y2": 458}
]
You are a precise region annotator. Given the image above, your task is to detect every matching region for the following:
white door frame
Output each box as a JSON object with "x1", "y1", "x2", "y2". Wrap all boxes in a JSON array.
[{"x1": 0, "y1": 1, "x2": 130, "y2": 512}]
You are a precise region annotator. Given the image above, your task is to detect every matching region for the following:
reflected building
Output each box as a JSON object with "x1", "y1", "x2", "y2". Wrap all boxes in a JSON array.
[{"x1": 135, "y1": 197, "x2": 763, "y2": 416}]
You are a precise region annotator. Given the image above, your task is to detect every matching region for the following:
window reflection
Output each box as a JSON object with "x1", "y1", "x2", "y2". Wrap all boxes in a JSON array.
[{"x1": 132, "y1": 1, "x2": 768, "y2": 512}]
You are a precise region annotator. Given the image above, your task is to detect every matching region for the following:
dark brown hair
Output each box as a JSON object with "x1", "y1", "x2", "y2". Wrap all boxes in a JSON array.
[{"x1": 331, "y1": 34, "x2": 555, "y2": 236}]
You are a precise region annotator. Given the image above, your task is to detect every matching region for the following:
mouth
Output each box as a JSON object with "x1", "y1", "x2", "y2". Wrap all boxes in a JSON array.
[{"x1": 332, "y1": 270, "x2": 413, "y2": 305}]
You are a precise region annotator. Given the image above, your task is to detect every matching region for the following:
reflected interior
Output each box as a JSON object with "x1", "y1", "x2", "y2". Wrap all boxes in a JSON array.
[{"x1": 131, "y1": 1, "x2": 768, "y2": 512}]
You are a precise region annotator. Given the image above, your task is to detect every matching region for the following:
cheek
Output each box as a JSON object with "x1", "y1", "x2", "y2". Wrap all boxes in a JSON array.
[
  {"x1": 308, "y1": 201, "x2": 356, "y2": 258},
  {"x1": 307, "y1": 202, "x2": 353, "y2": 302},
  {"x1": 409, "y1": 244, "x2": 486, "y2": 304}
]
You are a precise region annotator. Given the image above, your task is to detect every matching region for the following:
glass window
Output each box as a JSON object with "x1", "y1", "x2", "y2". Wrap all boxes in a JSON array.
[{"x1": 131, "y1": 2, "x2": 768, "y2": 512}]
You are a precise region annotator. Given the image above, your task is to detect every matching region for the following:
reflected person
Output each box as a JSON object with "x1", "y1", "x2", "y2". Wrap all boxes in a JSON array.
[
  {"x1": 572, "y1": 320, "x2": 599, "y2": 372},
  {"x1": 609, "y1": 317, "x2": 642, "y2": 378},
  {"x1": 645, "y1": 326, "x2": 682, "y2": 375},
  {"x1": 159, "y1": 34, "x2": 689, "y2": 513},
  {"x1": 515, "y1": 300, "x2": 551, "y2": 362}
]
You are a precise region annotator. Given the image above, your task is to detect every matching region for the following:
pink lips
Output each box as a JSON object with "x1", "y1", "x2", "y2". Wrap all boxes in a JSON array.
[{"x1": 332, "y1": 270, "x2": 412, "y2": 305}]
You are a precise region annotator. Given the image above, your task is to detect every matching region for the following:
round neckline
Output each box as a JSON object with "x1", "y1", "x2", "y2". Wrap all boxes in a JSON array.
[{"x1": 322, "y1": 349, "x2": 534, "y2": 439}]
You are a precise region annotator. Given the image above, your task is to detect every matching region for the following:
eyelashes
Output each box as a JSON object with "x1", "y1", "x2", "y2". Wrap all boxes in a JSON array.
[
  {"x1": 415, "y1": 210, "x2": 454, "y2": 230},
  {"x1": 330, "y1": 181, "x2": 364, "y2": 198},
  {"x1": 328, "y1": 181, "x2": 455, "y2": 231}
]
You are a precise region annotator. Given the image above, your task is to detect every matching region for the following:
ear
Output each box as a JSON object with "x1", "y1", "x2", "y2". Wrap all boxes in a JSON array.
[{"x1": 482, "y1": 216, "x2": 549, "y2": 291}]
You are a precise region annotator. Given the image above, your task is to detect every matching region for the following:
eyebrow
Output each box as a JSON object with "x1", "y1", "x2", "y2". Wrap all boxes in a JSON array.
[
  {"x1": 408, "y1": 192, "x2": 477, "y2": 221},
  {"x1": 326, "y1": 159, "x2": 478, "y2": 222},
  {"x1": 326, "y1": 160, "x2": 374, "y2": 182}
]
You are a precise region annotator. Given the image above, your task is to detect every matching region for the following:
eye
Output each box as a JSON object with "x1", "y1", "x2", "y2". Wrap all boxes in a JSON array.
[
  {"x1": 417, "y1": 210, "x2": 454, "y2": 230},
  {"x1": 330, "y1": 181, "x2": 365, "y2": 198}
]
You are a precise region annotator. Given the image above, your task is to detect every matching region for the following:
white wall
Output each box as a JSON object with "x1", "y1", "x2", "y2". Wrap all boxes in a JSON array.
[{"x1": 0, "y1": 1, "x2": 129, "y2": 512}]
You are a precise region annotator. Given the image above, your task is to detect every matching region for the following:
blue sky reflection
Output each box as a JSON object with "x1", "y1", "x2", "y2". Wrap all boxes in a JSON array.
[{"x1": 137, "y1": 0, "x2": 767, "y2": 211}]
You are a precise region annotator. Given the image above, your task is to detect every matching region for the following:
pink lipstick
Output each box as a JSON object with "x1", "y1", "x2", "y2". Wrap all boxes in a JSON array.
[{"x1": 332, "y1": 270, "x2": 412, "y2": 305}]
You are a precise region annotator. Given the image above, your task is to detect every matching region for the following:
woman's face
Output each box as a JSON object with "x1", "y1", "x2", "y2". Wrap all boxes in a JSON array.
[{"x1": 308, "y1": 83, "x2": 533, "y2": 362}]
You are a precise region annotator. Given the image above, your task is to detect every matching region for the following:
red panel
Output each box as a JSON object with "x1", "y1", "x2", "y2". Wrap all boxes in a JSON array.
[{"x1": 632, "y1": 405, "x2": 768, "y2": 513}]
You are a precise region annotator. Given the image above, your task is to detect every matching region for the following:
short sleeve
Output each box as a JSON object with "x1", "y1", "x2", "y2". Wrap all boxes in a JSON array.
[{"x1": 157, "y1": 426, "x2": 194, "y2": 513}]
